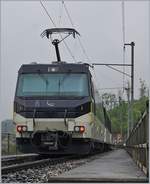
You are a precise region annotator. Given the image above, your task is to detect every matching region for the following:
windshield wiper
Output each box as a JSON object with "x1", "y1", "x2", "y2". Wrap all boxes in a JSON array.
[
  {"x1": 59, "y1": 72, "x2": 71, "y2": 86},
  {"x1": 37, "y1": 69, "x2": 49, "y2": 91},
  {"x1": 58, "y1": 71, "x2": 71, "y2": 95}
]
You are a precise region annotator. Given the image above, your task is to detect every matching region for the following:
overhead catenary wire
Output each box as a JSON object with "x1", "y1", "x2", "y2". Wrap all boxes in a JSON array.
[
  {"x1": 122, "y1": 1, "x2": 125, "y2": 50},
  {"x1": 106, "y1": 65, "x2": 131, "y2": 78},
  {"x1": 62, "y1": 0, "x2": 74, "y2": 27},
  {"x1": 58, "y1": 1, "x2": 64, "y2": 27},
  {"x1": 39, "y1": 0, "x2": 77, "y2": 63},
  {"x1": 77, "y1": 37, "x2": 91, "y2": 63},
  {"x1": 40, "y1": 0, "x2": 57, "y2": 27},
  {"x1": 121, "y1": 1, "x2": 126, "y2": 93},
  {"x1": 62, "y1": 0, "x2": 92, "y2": 63},
  {"x1": 92, "y1": 66, "x2": 123, "y2": 93}
]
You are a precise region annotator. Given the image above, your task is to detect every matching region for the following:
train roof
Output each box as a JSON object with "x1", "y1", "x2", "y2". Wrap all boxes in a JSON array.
[{"x1": 18, "y1": 62, "x2": 91, "y2": 74}]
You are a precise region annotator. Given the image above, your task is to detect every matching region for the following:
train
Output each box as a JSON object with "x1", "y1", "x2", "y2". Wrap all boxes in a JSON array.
[{"x1": 13, "y1": 28, "x2": 112, "y2": 155}]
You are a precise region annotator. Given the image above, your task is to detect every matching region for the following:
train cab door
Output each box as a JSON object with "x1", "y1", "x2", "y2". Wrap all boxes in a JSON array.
[{"x1": 91, "y1": 80, "x2": 96, "y2": 116}]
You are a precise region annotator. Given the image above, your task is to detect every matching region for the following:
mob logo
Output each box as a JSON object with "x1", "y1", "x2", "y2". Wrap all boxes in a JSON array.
[{"x1": 47, "y1": 101, "x2": 55, "y2": 107}]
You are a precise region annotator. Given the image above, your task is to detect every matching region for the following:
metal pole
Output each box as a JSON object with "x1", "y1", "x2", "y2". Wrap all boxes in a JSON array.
[
  {"x1": 124, "y1": 42, "x2": 135, "y2": 131},
  {"x1": 131, "y1": 42, "x2": 135, "y2": 130},
  {"x1": 52, "y1": 39, "x2": 61, "y2": 62}
]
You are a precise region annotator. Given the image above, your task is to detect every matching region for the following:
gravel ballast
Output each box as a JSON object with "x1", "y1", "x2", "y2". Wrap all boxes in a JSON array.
[{"x1": 2, "y1": 155, "x2": 96, "y2": 183}]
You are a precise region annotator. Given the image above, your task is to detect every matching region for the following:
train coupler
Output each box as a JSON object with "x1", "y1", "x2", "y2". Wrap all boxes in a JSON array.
[
  {"x1": 31, "y1": 130, "x2": 72, "y2": 151},
  {"x1": 41, "y1": 132, "x2": 58, "y2": 150}
]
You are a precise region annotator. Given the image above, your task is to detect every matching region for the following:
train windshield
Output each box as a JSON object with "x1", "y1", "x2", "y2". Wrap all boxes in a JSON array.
[{"x1": 16, "y1": 73, "x2": 89, "y2": 97}]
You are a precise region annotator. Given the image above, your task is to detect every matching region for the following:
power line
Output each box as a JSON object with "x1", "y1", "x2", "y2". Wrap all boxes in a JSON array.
[
  {"x1": 92, "y1": 63, "x2": 131, "y2": 66},
  {"x1": 62, "y1": 0, "x2": 91, "y2": 63},
  {"x1": 77, "y1": 36, "x2": 91, "y2": 63},
  {"x1": 58, "y1": 1, "x2": 64, "y2": 27},
  {"x1": 121, "y1": 1, "x2": 125, "y2": 47},
  {"x1": 39, "y1": 0, "x2": 77, "y2": 62},
  {"x1": 92, "y1": 67, "x2": 122, "y2": 89},
  {"x1": 121, "y1": 1, "x2": 126, "y2": 92},
  {"x1": 62, "y1": 0, "x2": 74, "y2": 27},
  {"x1": 40, "y1": 0, "x2": 56, "y2": 27},
  {"x1": 106, "y1": 65, "x2": 131, "y2": 78}
]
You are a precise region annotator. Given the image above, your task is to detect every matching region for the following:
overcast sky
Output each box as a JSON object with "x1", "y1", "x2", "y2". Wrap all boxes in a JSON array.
[{"x1": 0, "y1": 1, "x2": 149, "y2": 121}]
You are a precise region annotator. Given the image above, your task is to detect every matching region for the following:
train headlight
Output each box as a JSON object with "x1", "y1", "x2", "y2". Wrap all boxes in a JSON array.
[
  {"x1": 74, "y1": 126, "x2": 85, "y2": 133},
  {"x1": 80, "y1": 126, "x2": 85, "y2": 133},
  {"x1": 48, "y1": 66, "x2": 59, "y2": 72},
  {"x1": 74, "y1": 126, "x2": 80, "y2": 132},
  {"x1": 16, "y1": 125, "x2": 28, "y2": 133},
  {"x1": 17, "y1": 126, "x2": 22, "y2": 132},
  {"x1": 22, "y1": 126, "x2": 27, "y2": 132}
]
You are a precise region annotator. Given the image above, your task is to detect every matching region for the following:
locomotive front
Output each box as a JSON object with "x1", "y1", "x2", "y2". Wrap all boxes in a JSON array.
[{"x1": 13, "y1": 62, "x2": 94, "y2": 154}]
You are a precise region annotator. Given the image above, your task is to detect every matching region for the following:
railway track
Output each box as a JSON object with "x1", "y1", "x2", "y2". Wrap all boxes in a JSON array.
[
  {"x1": 2, "y1": 155, "x2": 75, "y2": 174},
  {"x1": 2, "y1": 150, "x2": 115, "y2": 183},
  {"x1": 1, "y1": 153, "x2": 39, "y2": 167}
]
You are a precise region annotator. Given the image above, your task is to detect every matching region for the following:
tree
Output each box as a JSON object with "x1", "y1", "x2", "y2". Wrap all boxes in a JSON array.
[
  {"x1": 102, "y1": 93, "x2": 117, "y2": 110},
  {"x1": 139, "y1": 78, "x2": 147, "y2": 99}
]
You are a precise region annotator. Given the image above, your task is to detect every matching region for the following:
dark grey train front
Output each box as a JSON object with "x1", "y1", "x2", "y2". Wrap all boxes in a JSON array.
[{"x1": 13, "y1": 63, "x2": 112, "y2": 154}]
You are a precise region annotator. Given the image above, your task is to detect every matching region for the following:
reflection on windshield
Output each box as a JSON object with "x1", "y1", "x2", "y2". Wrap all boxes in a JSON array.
[
  {"x1": 17, "y1": 73, "x2": 89, "y2": 97},
  {"x1": 37, "y1": 71, "x2": 49, "y2": 92}
]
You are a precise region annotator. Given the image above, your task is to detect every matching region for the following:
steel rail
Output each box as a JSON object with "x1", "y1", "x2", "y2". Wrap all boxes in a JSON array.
[
  {"x1": 2, "y1": 153, "x2": 39, "y2": 161},
  {"x1": 2, "y1": 156, "x2": 73, "y2": 174},
  {"x1": 1, "y1": 154, "x2": 39, "y2": 167}
]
